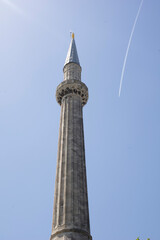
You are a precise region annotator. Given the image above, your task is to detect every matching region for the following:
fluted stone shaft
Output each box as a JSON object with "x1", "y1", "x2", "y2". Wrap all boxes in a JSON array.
[
  {"x1": 63, "y1": 63, "x2": 81, "y2": 82},
  {"x1": 51, "y1": 89, "x2": 91, "y2": 240},
  {"x1": 50, "y1": 35, "x2": 92, "y2": 240}
]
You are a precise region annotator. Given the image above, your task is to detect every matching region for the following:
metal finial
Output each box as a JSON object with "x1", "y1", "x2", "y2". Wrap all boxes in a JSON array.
[{"x1": 72, "y1": 32, "x2": 74, "y2": 39}]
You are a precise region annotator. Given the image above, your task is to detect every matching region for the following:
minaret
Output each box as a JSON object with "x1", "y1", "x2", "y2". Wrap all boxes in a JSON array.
[{"x1": 50, "y1": 33, "x2": 92, "y2": 240}]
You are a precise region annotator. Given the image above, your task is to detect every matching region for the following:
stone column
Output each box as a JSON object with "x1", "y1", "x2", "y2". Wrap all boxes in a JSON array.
[{"x1": 50, "y1": 62, "x2": 91, "y2": 240}]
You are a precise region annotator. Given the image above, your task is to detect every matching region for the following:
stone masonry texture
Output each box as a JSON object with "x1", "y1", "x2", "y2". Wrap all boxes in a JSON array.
[{"x1": 50, "y1": 37, "x2": 92, "y2": 240}]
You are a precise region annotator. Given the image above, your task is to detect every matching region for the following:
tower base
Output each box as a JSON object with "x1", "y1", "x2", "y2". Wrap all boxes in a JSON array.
[{"x1": 50, "y1": 231, "x2": 92, "y2": 240}]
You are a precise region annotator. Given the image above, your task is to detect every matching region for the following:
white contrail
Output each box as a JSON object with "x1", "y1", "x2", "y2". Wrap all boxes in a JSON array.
[
  {"x1": 1, "y1": 0, "x2": 25, "y2": 16},
  {"x1": 119, "y1": 0, "x2": 144, "y2": 97}
]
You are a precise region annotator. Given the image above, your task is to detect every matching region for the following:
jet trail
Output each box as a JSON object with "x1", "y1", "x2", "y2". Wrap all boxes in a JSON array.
[{"x1": 119, "y1": 0, "x2": 144, "y2": 97}]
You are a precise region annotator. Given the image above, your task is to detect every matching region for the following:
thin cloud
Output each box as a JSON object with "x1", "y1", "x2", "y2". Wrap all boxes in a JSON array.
[{"x1": 1, "y1": 0, "x2": 25, "y2": 16}]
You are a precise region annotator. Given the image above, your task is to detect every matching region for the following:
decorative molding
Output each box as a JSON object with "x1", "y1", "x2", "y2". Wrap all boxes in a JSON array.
[
  {"x1": 50, "y1": 228, "x2": 92, "y2": 240},
  {"x1": 56, "y1": 80, "x2": 88, "y2": 106}
]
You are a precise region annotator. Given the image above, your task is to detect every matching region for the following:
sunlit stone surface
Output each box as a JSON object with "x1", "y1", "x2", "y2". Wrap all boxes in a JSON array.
[{"x1": 50, "y1": 35, "x2": 92, "y2": 240}]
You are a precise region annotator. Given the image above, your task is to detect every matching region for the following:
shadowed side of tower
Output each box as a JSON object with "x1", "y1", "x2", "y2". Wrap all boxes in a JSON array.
[{"x1": 50, "y1": 34, "x2": 92, "y2": 240}]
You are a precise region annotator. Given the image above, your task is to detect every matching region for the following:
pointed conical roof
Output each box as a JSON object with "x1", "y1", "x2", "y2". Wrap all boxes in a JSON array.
[{"x1": 64, "y1": 33, "x2": 80, "y2": 66}]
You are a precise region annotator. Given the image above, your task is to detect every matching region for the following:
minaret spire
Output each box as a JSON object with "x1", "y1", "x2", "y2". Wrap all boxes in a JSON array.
[
  {"x1": 64, "y1": 33, "x2": 80, "y2": 66},
  {"x1": 50, "y1": 35, "x2": 91, "y2": 240}
]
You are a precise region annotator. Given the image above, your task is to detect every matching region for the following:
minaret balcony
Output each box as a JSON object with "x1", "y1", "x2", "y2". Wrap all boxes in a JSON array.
[{"x1": 56, "y1": 79, "x2": 88, "y2": 107}]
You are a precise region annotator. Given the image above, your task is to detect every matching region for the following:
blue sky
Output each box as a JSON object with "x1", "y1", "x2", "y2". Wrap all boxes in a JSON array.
[{"x1": 0, "y1": 1, "x2": 160, "y2": 240}]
